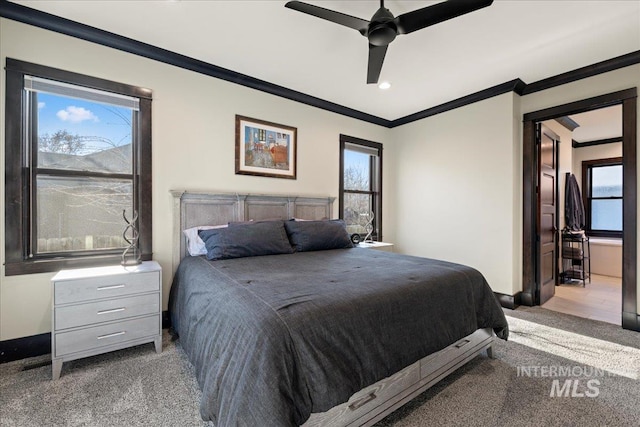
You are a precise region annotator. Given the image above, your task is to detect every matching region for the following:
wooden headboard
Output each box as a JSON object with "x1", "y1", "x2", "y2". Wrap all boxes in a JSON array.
[{"x1": 170, "y1": 191, "x2": 335, "y2": 273}]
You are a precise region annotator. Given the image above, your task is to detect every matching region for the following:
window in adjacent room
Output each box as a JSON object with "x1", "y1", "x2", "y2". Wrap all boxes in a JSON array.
[
  {"x1": 582, "y1": 157, "x2": 623, "y2": 238},
  {"x1": 339, "y1": 135, "x2": 382, "y2": 241},
  {"x1": 4, "y1": 59, "x2": 152, "y2": 275}
]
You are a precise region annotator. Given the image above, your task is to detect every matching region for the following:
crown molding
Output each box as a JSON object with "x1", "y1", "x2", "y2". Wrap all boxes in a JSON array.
[
  {"x1": 521, "y1": 51, "x2": 640, "y2": 96},
  {"x1": 389, "y1": 79, "x2": 526, "y2": 128},
  {"x1": 0, "y1": 0, "x2": 390, "y2": 127},
  {"x1": 1, "y1": 0, "x2": 639, "y2": 129},
  {"x1": 572, "y1": 136, "x2": 623, "y2": 148}
]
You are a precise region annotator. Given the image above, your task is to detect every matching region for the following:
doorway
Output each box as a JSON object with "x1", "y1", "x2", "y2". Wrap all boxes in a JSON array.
[
  {"x1": 522, "y1": 88, "x2": 638, "y2": 331},
  {"x1": 540, "y1": 106, "x2": 623, "y2": 324}
]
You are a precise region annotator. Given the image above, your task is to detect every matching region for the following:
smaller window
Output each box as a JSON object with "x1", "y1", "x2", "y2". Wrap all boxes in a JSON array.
[
  {"x1": 339, "y1": 135, "x2": 382, "y2": 241},
  {"x1": 582, "y1": 157, "x2": 623, "y2": 238}
]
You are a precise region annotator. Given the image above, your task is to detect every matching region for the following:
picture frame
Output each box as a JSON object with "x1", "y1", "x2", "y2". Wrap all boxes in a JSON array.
[{"x1": 235, "y1": 115, "x2": 297, "y2": 179}]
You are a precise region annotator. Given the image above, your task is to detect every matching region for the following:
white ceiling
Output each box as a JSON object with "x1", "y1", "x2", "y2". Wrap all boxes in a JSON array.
[
  {"x1": 570, "y1": 105, "x2": 622, "y2": 142},
  {"x1": 11, "y1": 0, "x2": 640, "y2": 121}
]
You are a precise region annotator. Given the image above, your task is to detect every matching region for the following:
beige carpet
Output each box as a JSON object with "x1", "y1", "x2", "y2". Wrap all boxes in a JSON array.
[{"x1": 1, "y1": 307, "x2": 638, "y2": 426}]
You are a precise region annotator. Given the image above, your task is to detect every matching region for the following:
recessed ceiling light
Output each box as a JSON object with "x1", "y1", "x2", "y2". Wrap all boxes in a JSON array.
[{"x1": 378, "y1": 81, "x2": 391, "y2": 90}]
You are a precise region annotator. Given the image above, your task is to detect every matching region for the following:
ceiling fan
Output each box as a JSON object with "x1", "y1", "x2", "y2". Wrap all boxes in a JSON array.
[{"x1": 285, "y1": 0, "x2": 494, "y2": 84}]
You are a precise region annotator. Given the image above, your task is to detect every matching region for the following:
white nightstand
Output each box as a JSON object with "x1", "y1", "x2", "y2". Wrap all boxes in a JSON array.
[
  {"x1": 51, "y1": 261, "x2": 162, "y2": 380},
  {"x1": 357, "y1": 241, "x2": 394, "y2": 252}
]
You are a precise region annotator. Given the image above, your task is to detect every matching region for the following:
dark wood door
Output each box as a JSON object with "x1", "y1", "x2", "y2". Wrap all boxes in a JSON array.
[{"x1": 538, "y1": 124, "x2": 559, "y2": 305}]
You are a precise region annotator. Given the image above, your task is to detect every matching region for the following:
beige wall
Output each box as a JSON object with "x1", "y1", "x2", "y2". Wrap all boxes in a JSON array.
[
  {"x1": 0, "y1": 19, "x2": 392, "y2": 340},
  {"x1": 590, "y1": 239, "x2": 622, "y2": 278},
  {"x1": 391, "y1": 65, "x2": 639, "y2": 310},
  {"x1": 2, "y1": 18, "x2": 639, "y2": 341},
  {"x1": 390, "y1": 93, "x2": 521, "y2": 296}
]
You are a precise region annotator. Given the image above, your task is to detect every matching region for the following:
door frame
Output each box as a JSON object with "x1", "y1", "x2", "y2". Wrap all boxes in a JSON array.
[{"x1": 522, "y1": 88, "x2": 638, "y2": 331}]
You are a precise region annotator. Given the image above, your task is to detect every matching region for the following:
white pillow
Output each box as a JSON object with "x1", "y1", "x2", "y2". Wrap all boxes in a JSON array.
[{"x1": 183, "y1": 225, "x2": 227, "y2": 256}]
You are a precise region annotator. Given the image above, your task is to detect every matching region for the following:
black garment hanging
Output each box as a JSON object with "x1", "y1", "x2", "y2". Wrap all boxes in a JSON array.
[{"x1": 565, "y1": 173, "x2": 585, "y2": 231}]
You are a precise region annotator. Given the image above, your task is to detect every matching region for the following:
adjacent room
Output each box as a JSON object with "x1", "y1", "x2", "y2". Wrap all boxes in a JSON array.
[
  {"x1": 1, "y1": 1, "x2": 639, "y2": 426},
  {"x1": 541, "y1": 106, "x2": 624, "y2": 325}
]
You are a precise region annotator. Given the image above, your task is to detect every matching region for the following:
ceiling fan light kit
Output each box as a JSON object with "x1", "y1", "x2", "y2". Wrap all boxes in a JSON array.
[{"x1": 285, "y1": 0, "x2": 494, "y2": 84}]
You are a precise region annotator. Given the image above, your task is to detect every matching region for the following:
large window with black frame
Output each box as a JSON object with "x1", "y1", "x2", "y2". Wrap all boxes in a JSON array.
[
  {"x1": 339, "y1": 135, "x2": 382, "y2": 242},
  {"x1": 582, "y1": 157, "x2": 623, "y2": 238},
  {"x1": 4, "y1": 59, "x2": 152, "y2": 275}
]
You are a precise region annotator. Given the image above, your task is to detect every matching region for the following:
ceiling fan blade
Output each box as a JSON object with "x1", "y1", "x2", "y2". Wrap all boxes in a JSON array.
[
  {"x1": 395, "y1": 0, "x2": 493, "y2": 35},
  {"x1": 367, "y1": 44, "x2": 388, "y2": 84},
  {"x1": 285, "y1": 1, "x2": 369, "y2": 33}
]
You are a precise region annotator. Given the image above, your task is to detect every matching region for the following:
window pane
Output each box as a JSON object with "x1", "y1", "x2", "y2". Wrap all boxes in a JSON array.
[
  {"x1": 36, "y1": 92, "x2": 133, "y2": 174},
  {"x1": 37, "y1": 176, "x2": 132, "y2": 253},
  {"x1": 591, "y1": 199, "x2": 622, "y2": 231},
  {"x1": 344, "y1": 150, "x2": 370, "y2": 191},
  {"x1": 592, "y1": 165, "x2": 622, "y2": 197},
  {"x1": 343, "y1": 193, "x2": 373, "y2": 235}
]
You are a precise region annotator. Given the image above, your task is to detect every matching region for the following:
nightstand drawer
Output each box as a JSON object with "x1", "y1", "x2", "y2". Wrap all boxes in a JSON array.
[
  {"x1": 54, "y1": 271, "x2": 160, "y2": 305},
  {"x1": 55, "y1": 294, "x2": 160, "y2": 330},
  {"x1": 55, "y1": 315, "x2": 160, "y2": 357}
]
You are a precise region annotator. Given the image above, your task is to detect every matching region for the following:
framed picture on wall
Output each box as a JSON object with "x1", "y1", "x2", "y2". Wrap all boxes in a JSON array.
[{"x1": 235, "y1": 115, "x2": 297, "y2": 179}]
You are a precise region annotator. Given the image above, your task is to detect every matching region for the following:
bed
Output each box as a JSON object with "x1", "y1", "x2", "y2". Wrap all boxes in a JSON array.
[{"x1": 168, "y1": 191, "x2": 508, "y2": 427}]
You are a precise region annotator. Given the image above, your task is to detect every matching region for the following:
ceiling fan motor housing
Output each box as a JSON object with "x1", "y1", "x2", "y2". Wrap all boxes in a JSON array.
[{"x1": 367, "y1": 8, "x2": 397, "y2": 46}]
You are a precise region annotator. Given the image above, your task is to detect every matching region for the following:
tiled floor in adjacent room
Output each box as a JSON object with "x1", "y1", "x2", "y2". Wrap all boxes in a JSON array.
[{"x1": 542, "y1": 274, "x2": 622, "y2": 325}]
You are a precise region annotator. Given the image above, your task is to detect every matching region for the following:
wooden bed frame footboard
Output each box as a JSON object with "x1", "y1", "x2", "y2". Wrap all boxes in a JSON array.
[
  {"x1": 303, "y1": 328, "x2": 494, "y2": 427},
  {"x1": 170, "y1": 190, "x2": 495, "y2": 427}
]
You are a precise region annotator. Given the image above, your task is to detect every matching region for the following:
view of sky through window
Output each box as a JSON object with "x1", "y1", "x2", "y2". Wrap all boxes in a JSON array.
[
  {"x1": 37, "y1": 92, "x2": 132, "y2": 155},
  {"x1": 591, "y1": 164, "x2": 622, "y2": 232}
]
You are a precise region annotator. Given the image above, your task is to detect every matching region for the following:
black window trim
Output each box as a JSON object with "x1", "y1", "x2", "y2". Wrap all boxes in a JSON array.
[
  {"x1": 339, "y1": 134, "x2": 383, "y2": 241},
  {"x1": 4, "y1": 58, "x2": 152, "y2": 275},
  {"x1": 582, "y1": 156, "x2": 623, "y2": 239}
]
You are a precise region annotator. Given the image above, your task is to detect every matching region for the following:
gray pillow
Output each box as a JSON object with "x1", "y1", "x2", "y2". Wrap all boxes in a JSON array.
[
  {"x1": 284, "y1": 219, "x2": 354, "y2": 252},
  {"x1": 199, "y1": 221, "x2": 293, "y2": 260}
]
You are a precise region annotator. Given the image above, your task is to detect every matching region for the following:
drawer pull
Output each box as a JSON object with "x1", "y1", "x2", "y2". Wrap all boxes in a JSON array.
[
  {"x1": 455, "y1": 339, "x2": 470, "y2": 348},
  {"x1": 97, "y1": 284, "x2": 125, "y2": 291},
  {"x1": 348, "y1": 393, "x2": 377, "y2": 411},
  {"x1": 97, "y1": 308, "x2": 125, "y2": 315},
  {"x1": 97, "y1": 331, "x2": 126, "y2": 340}
]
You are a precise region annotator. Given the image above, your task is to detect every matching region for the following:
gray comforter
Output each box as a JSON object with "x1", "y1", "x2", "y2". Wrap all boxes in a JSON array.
[{"x1": 169, "y1": 248, "x2": 508, "y2": 426}]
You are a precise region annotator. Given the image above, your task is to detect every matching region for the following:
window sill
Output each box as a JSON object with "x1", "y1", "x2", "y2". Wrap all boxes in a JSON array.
[
  {"x1": 4, "y1": 253, "x2": 152, "y2": 276},
  {"x1": 589, "y1": 238, "x2": 622, "y2": 247},
  {"x1": 586, "y1": 231, "x2": 623, "y2": 239}
]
